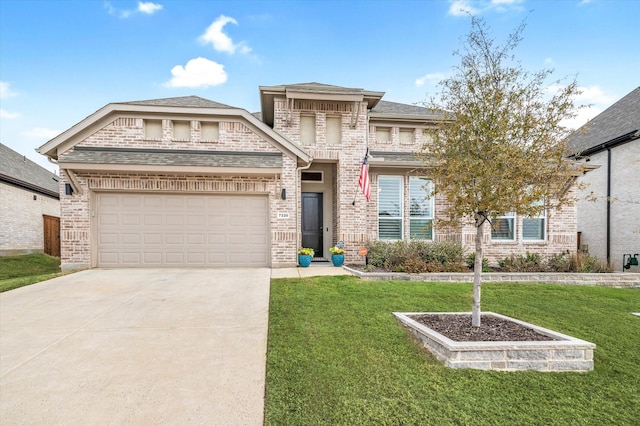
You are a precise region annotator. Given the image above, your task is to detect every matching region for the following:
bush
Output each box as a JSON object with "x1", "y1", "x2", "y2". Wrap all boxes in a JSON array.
[
  {"x1": 365, "y1": 240, "x2": 466, "y2": 273},
  {"x1": 465, "y1": 253, "x2": 490, "y2": 272},
  {"x1": 547, "y1": 252, "x2": 612, "y2": 273},
  {"x1": 498, "y1": 252, "x2": 543, "y2": 272}
]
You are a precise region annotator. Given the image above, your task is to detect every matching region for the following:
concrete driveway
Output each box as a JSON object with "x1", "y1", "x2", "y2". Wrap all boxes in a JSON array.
[{"x1": 0, "y1": 268, "x2": 271, "y2": 425}]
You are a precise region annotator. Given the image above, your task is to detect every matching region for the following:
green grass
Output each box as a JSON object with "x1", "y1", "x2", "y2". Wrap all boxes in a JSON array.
[
  {"x1": 266, "y1": 276, "x2": 640, "y2": 425},
  {"x1": 0, "y1": 253, "x2": 62, "y2": 292}
]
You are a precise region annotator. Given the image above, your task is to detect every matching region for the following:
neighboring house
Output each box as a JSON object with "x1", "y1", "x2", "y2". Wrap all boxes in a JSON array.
[
  {"x1": 567, "y1": 87, "x2": 640, "y2": 272},
  {"x1": 0, "y1": 143, "x2": 61, "y2": 256},
  {"x1": 37, "y1": 82, "x2": 576, "y2": 270}
]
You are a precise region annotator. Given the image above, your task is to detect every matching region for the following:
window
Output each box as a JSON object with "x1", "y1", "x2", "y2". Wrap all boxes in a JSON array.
[
  {"x1": 172, "y1": 121, "x2": 191, "y2": 141},
  {"x1": 326, "y1": 116, "x2": 341, "y2": 145},
  {"x1": 378, "y1": 176, "x2": 403, "y2": 240},
  {"x1": 300, "y1": 115, "x2": 316, "y2": 145},
  {"x1": 376, "y1": 127, "x2": 391, "y2": 142},
  {"x1": 400, "y1": 128, "x2": 414, "y2": 145},
  {"x1": 409, "y1": 177, "x2": 434, "y2": 239},
  {"x1": 144, "y1": 120, "x2": 162, "y2": 140},
  {"x1": 523, "y1": 200, "x2": 545, "y2": 240},
  {"x1": 301, "y1": 171, "x2": 323, "y2": 182},
  {"x1": 201, "y1": 122, "x2": 219, "y2": 142},
  {"x1": 492, "y1": 212, "x2": 515, "y2": 240}
]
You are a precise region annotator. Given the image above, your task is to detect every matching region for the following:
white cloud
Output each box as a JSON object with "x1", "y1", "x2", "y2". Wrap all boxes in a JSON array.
[
  {"x1": 448, "y1": 0, "x2": 479, "y2": 16},
  {"x1": 23, "y1": 127, "x2": 61, "y2": 139},
  {"x1": 574, "y1": 85, "x2": 617, "y2": 105},
  {"x1": 1, "y1": 81, "x2": 17, "y2": 99},
  {"x1": 548, "y1": 84, "x2": 617, "y2": 129},
  {"x1": 104, "y1": 1, "x2": 163, "y2": 18},
  {"x1": 448, "y1": 0, "x2": 524, "y2": 16},
  {"x1": 544, "y1": 57, "x2": 554, "y2": 65},
  {"x1": 415, "y1": 73, "x2": 445, "y2": 87},
  {"x1": 164, "y1": 57, "x2": 228, "y2": 88},
  {"x1": 138, "y1": 1, "x2": 163, "y2": 14},
  {"x1": 199, "y1": 15, "x2": 251, "y2": 54},
  {"x1": 0, "y1": 109, "x2": 20, "y2": 119}
]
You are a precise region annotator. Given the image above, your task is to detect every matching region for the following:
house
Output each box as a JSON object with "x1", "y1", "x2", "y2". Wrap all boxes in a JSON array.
[
  {"x1": 37, "y1": 82, "x2": 577, "y2": 271},
  {"x1": 567, "y1": 87, "x2": 640, "y2": 271},
  {"x1": 0, "y1": 143, "x2": 61, "y2": 256}
]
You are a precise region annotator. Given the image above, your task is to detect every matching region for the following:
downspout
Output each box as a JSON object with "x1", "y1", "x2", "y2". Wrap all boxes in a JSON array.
[
  {"x1": 606, "y1": 147, "x2": 611, "y2": 265},
  {"x1": 295, "y1": 158, "x2": 314, "y2": 259}
]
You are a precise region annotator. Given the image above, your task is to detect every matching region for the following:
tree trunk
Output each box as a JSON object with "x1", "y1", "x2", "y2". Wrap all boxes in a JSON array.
[{"x1": 472, "y1": 215, "x2": 484, "y2": 327}]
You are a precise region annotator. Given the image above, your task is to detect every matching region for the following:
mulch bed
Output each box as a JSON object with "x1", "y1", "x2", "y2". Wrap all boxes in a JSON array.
[{"x1": 409, "y1": 314, "x2": 557, "y2": 342}]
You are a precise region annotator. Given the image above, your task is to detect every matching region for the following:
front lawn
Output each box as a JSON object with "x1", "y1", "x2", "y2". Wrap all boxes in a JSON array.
[
  {"x1": 266, "y1": 277, "x2": 640, "y2": 425},
  {"x1": 0, "y1": 253, "x2": 62, "y2": 292}
]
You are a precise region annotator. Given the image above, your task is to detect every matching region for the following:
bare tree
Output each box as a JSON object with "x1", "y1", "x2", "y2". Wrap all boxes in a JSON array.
[{"x1": 421, "y1": 17, "x2": 583, "y2": 326}]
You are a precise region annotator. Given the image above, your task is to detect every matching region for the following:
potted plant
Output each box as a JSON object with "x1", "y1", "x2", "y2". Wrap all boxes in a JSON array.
[
  {"x1": 298, "y1": 247, "x2": 314, "y2": 267},
  {"x1": 329, "y1": 246, "x2": 345, "y2": 267}
]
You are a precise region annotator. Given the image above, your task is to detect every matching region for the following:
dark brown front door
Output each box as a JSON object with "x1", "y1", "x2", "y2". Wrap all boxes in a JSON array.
[
  {"x1": 43, "y1": 215, "x2": 60, "y2": 257},
  {"x1": 302, "y1": 193, "x2": 323, "y2": 258}
]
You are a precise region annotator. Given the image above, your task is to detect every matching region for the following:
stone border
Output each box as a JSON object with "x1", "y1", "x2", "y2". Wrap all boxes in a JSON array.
[
  {"x1": 394, "y1": 312, "x2": 596, "y2": 371},
  {"x1": 344, "y1": 267, "x2": 640, "y2": 288}
]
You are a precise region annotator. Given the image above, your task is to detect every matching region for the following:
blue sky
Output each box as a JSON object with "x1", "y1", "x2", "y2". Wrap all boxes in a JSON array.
[{"x1": 1, "y1": 0, "x2": 638, "y2": 173}]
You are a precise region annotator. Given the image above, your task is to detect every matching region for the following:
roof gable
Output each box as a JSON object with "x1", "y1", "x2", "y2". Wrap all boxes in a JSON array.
[
  {"x1": 0, "y1": 143, "x2": 59, "y2": 197},
  {"x1": 567, "y1": 87, "x2": 640, "y2": 155},
  {"x1": 37, "y1": 96, "x2": 310, "y2": 163}
]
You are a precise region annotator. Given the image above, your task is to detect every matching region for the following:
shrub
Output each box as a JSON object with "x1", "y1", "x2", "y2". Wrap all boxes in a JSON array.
[
  {"x1": 465, "y1": 253, "x2": 490, "y2": 272},
  {"x1": 365, "y1": 240, "x2": 466, "y2": 272},
  {"x1": 498, "y1": 252, "x2": 543, "y2": 272}
]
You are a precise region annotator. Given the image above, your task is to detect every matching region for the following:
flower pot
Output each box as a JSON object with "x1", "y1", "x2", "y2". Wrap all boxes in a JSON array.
[
  {"x1": 331, "y1": 254, "x2": 345, "y2": 267},
  {"x1": 298, "y1": 254, "x2": 312, "y2": 267}
]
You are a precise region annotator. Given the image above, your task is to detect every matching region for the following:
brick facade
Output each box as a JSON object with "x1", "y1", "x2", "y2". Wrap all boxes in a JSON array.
[
  {"x1": 0, "y1": 182, "x2": 60, "y2": 255},
  {"x1": 43, "y1": 86, "x2": 578, "y2": 270}
]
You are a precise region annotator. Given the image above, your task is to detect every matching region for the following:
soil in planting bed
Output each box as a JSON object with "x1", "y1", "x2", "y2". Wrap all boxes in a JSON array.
[{"x1": 410, "y1": 314, "x2": 559, "y2": 342}]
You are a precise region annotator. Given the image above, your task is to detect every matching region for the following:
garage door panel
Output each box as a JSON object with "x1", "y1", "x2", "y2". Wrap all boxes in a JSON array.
[
  {"x1": 122, "y1": 233, "x2": 141, "y2": 244},
  {"x1": 122, "y1": 252, "x2": 142, "y2": 264},
  {"x1": 144, "y1": 215, "x2": 162, "y2": 226},
  {"x1": 100, "y1": 214, "x2": 119, "y2": 225},
  {"x1": 97, "y1": 193, "x2": 269, "y2": 267},
  {"x1": 166, "y1": 252, "x2": 185, "y2": 264}
]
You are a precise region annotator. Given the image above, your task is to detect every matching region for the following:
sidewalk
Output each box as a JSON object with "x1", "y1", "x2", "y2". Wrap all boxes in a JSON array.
[{"x1": 271, "y1": 262, "x2": 354, "y2": 278}]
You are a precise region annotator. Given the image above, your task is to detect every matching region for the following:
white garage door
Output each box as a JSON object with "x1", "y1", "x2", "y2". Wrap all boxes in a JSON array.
[{"x1": 96, "y1": 193, "x2": 269, "y2": 267}]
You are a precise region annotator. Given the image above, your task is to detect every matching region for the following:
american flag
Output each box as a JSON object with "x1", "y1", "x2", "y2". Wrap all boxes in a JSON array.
[{"x1": 358, "y1": 149, "x2": 371, "y2": 202}]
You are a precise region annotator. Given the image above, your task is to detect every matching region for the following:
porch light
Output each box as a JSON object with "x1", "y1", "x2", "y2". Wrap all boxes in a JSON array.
[
  {"x1": 65, "y1": 183, "x2": 73, "y2": 195},
  {"x1": 281, "y1": 188, "x2": 286, "y2": 200}
]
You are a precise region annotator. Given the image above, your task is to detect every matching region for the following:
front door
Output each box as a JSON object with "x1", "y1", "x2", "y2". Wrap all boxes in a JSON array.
[{"x1": 301, "y1": 192, "x2": 323, "y2": 258}]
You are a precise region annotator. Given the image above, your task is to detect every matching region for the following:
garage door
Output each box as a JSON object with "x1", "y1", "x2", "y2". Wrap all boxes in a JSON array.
[{"x1": 96, "y1": 193, "x2": 269, "y2": 267}]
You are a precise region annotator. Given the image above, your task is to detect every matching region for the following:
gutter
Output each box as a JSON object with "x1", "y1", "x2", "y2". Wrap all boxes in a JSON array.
[
  {"x1": 570, "y1": 129, "x2": 639, "y2": 158},
  {"x1": 0, "y1": 173, "x2": 59, "y2": 199}
]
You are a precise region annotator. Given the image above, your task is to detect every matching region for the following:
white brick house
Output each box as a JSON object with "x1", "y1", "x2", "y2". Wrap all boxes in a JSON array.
[
  {"x1": 567, "y1": 87, "x2": 640, "y2": 271},
  {"x1": 37, "y1": 83, "x2": 577, "y2": 270},
  {"x1": 1, "y1": 143, "x2": 60, "y2": 256}
]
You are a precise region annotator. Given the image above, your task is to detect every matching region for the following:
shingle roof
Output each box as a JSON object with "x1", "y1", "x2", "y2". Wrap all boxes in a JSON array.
[
  {"x1": 0, "y1": 143, "x2": 59, "y2": 197},
  {"x1": 120, "y1": 95, "x2": 236, "y2": 109},
  {"x1": 566, "y1": 87, "x2": 640, "y2": 155},
  {"x1": 60, "y1": 147, "x2": 282, "y2": 168},
  {"x1": 370, "y1": 100, "x2": 441, "y2": 117}
]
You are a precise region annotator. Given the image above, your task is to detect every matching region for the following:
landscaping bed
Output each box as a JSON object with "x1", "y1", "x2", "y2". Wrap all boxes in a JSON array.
[{"x1": 395, "y1": 312, "x2": 595, "y2": 371}]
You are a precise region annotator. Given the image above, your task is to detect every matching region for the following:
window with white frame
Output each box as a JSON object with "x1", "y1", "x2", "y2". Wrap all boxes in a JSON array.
[
  {"x1": 300, "y1": 114, "x2": 316, "y2": 145},
  {"x1": 376, "y1": 127, "x2": 391, "y2": 142},
  {"x1": 492, "y1": 212, "x2": 515, "y2": 240},
  {"x1": 172, "y1": 121, "x2": 191, "y2": 141},
  {"x1": 523, "y1": 200, "x2": 546, "y2": 240},
  {"x1": 144, "y1": 119, "x2": 162, "y2": 140},
  {"x1": 326, "y1": 116, "x2": 341, "y2": 145},
  {"x1": 378, "y1": 176, "x2": 403, "y2": 240},
  {"x1": 399, "y1": 128, "x2": 414, "y2": 145},
  {"x1": 409, "y1": 177, "x2": 434, "y2": 239},
  {"x1": 201, "y1": 122, "x2": 219, "y2": 142}
]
